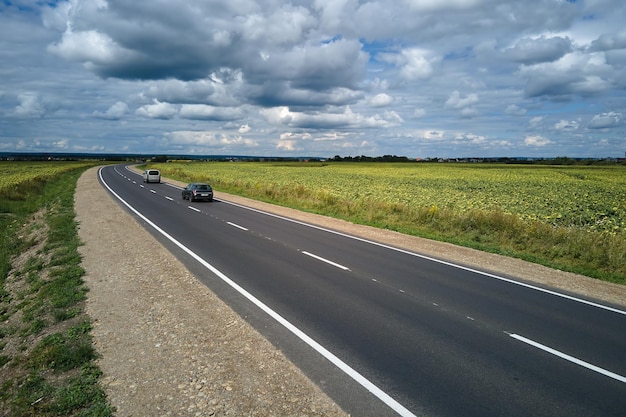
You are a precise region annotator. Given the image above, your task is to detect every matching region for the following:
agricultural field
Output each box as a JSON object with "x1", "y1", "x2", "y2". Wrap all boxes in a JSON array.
[
  {"x1": 155, "y1": 162, "x2": 626, "y2": 235},
  {"x1": 0, "y1": 161, "x2": 97, "y2": 202},
  {"x1": 151, "y1": 161, "x2": 626, "y2": 283}
]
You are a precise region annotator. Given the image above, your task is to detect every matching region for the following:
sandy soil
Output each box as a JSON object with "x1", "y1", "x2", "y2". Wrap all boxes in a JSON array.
[{"x1": 75, "y1": 166, "x2": 626, "y2": 416}]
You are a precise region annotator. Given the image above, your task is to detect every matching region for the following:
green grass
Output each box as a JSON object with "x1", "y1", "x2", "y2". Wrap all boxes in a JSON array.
[
  {"x1": 0, "y1": 162, "x2": 114, "y2": 417},
  {"x1": 148, "y1": 161, "x2": 626, "y2": 285}
]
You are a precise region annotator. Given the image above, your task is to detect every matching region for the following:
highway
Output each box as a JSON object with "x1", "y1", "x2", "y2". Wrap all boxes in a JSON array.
[{"x1": 99, "y1": 164, "x2": 626, "y2": 417}]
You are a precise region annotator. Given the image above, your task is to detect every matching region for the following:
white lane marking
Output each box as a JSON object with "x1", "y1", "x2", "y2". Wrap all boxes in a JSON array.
[
  {"x1": 99, "y1": 167, "x2": 416, "y2": 417},
  {"x1": 187, "y1": 206, "x2": 201, "y2": 212},
  {"x1": 139, "y1": 184, "x2": 145, "y2": 188},
  {"x1": 165, "y1": 196, "x2": 173, "y2": 201},
  {"x1": 228, "y1": 222, "x2": 249, "y2": 231},
  {"x1": 222, "y1": 200, "x2": 626, "y2": 316},
  {"x1": 509, "y1": 333, "x2": 626, "y2": 383},
  {"x1": 150, "y1": 189, "x2": 156, "y2": 194},
  {"x1": 301, "y1": 251, "x2": 351, "y2": 271}
]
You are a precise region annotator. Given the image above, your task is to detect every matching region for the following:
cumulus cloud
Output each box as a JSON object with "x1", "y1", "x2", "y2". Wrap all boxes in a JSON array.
[
  {"x1": 377, "y1": 48, "x2": 436, "y2": 81},
  {"x1": 179, "y1": 105, "x2": 243, "y2": 121},
  {"x1": 94, "y1": 101, "x2": 128, "y2": 119},
  {"x1": 12, "y1": 93, "x2": 45, "y2": 118},
  {"x1": 554, "y1": 119, "x2": 579, "y2": 131},
  {"x1": 260, "y1": 106, "x2": 401, "y2": 129},
  {"x1": 370, "y1": 93, "x2": 394, "y2": 107},
  {"x1": 164, "y1": 131, "x2": 259, "y2": 149},
  {"x1": 505, "y1": 104, "x2": 527, "y2": 116},
  {"x1": 519, "y1": 52, "x2": 613, "y2": 98},
  {"x1": 588, "y1": 112, "x2": 622, "y2": 129},
  {"x1": 505, "y1": 36, "x2": 572, "y2": 65},
  {"x1": 524, "y1": 135, "x2": 553, "y2": 147},
  {"x1": 2, "y1": 0, "x2": 625, "y2": 158},
  {"x1": 445, "y1": 91, "x2": 479, "y2": 109},
  {"x1": 589, "y1": 31, "x2": 626, "y2": 52},
  {"x1": 136, "y1": 100, "x2": 178, "y2": 119}
]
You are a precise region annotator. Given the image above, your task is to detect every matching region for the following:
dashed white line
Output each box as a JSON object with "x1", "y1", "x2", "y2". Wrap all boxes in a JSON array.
[
  {"x1": 227, "y1": 222, "x2": 249, "y2": 231},
  {"x1": 165, "y1": 196, "x2": 173, "y2": 201},
  {"x1": 187, "y1": 206, "x2": 201, "y2": 212},
  {"x1": 150, "y1": 189, "x2": 156, "y2": 193},
  {"x1": 301, "y1": 251, "x2": 351, "y2": 271},
  {"x1": 509, "y1": 333, "x2": 626, "y2": 383}
]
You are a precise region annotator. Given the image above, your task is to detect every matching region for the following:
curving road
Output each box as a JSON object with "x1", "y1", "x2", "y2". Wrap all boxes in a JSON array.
[{"x1": 99, "y1": 164, "x2": 626, "y2": 417}]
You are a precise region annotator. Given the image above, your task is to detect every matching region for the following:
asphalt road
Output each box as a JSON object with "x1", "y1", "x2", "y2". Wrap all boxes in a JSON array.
[{"x1": 99, "y1": 164, "x2": 626, "y2": 417}]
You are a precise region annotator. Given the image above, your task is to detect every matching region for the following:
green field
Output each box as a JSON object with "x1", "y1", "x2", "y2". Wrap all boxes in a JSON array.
[
  {"x1": 0, "y1": 161, "x2": 96, "y2": 203},
  {"x1": 150, "y1": 161, "x2": 626, "y2": 283}
]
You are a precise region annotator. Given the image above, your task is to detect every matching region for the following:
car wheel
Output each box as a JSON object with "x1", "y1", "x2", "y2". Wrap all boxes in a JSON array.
[{"x1": 189, "y1": 194, "x2": 194, "y2": 202}]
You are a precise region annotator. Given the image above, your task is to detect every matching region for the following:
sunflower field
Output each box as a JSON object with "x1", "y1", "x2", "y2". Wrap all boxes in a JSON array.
[{"x1": 150, "y1": 161, "x2": 626, "y2": 283}]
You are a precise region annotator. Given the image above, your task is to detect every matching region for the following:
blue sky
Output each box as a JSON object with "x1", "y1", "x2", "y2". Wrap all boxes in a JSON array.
[{"x1": 1, "y1": 0, "x2": 625, "y2": 158}]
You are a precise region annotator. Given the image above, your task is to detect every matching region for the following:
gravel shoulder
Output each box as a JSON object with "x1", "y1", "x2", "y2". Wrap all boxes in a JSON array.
[{"x1": 75, "y1": 166, "x2": 626, "y2": 416}]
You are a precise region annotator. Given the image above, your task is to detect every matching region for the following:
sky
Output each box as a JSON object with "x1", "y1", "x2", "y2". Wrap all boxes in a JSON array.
[{"x1": 1, "y1": 0, "x2": 625, "y2": 159}]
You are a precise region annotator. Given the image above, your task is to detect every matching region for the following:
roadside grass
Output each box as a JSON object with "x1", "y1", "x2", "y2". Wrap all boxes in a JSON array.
[
  {"x1": 0, "y1": 163, "x2": 113, "y2": 416},
  {"x1": 150, "y1": 162, "x2": 626, "y2": 285}
]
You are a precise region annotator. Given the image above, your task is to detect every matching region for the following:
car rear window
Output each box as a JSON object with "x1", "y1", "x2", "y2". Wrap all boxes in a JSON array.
[
  {"x1": 148, "y1": 170, "x2": 159, "y2": 175},
  {"x1": 197, "y1": 185, "x2": 211, "y2": 190}
]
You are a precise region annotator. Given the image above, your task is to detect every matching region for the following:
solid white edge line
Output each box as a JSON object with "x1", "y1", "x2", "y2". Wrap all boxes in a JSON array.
[
  {"x1": 301, "y1": 251, "x2": 351, "y2": 271},
  {"x1": 99, "y1": 167, "x2": 416, "y2": 417},
  {"x1": 509, "y1": 333, "x2": 626, "y2": 383},
  {"x1": 221, "y1": 199, "x2": 626, "y2": 316},
  {"x1": 227, "y1": 221, "x2": 249, "y2": 231}
]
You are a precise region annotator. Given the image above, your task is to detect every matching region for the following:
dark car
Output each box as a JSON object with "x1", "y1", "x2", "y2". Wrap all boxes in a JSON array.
[{"x1": 182, "y1": 183, "x2": 214, "y2": 202}]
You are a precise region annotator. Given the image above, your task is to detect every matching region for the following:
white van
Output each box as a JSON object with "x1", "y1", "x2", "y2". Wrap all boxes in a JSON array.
[{"x1": 142, "y1": 169, "x2": 161, "y2": 183}]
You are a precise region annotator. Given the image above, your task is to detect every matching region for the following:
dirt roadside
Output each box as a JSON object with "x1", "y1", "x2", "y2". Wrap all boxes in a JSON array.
[{"x1": 75, "y1": 166, "x2": 626, "y2": 416}]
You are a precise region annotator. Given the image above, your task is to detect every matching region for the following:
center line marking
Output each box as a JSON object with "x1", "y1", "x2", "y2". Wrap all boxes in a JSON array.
[
  {"x1": 301, "y1": 251, "x2": 350, "y2": 271},
  {"x1": 509, "y1": 333, "x2": 626, "y2": 383},
  {"x1": 227, "y1": 222, "x2": 248, "y2": 231}
]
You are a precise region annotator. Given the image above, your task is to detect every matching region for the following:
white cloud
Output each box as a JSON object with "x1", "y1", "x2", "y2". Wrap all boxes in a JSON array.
[
  {"x1": 370, "y1": 93, "x2": 393, "y2": 107},
  {"x1": 164, "y1": 131, "x2": 258, "y2": 148},
  {"x1": 260, "y1": 106, "x2": 400, "y2": 129},
  {"x1": 524, "y1": 135, "x2": 553, "y2": 147},
  {"x1": 445, "y1": 91, "x2": 479, "y2": 109},
  {"x1": 136, "y1": 100, "x2": 178, "y2": 119},
  {"x1": 505, "y1": 104, "x2": 527, "y2": 116},
  {"x1": 588, "y1": 112, "x2": 622, "y2": 129},
  {"x1": 504, "y1": 36, "x2": 572, "y2": 65},
  {"x1": 2, "y1": 0, "x2": 626, "y2": 158},
  {"x1": 12, "y1": 93, "x2": 44, "y2": 118},
  {"x1": 94, "y1": 101, "x2": 128, "y2": 119},
  {"x1": 554, "y1": 119, "x2": 580, "y2": 131},
  {"x1": 179, "y1": 105, "x2": 242, "y2": 121}
]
